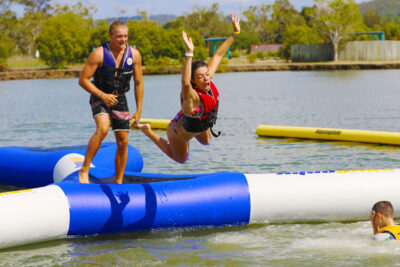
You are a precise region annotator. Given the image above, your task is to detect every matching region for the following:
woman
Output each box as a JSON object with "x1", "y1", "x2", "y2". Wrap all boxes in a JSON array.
[{"x1": 138, "y1": 12, "x2": 240, "y2": 163}]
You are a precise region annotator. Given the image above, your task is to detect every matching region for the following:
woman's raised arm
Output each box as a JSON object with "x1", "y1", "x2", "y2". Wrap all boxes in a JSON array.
[
  {"x1": 181, "y1": 31, "x2": 195, "y2": 100},
  {"x1": 208, "y1": 12, "x2": 241, "y2": 78}
]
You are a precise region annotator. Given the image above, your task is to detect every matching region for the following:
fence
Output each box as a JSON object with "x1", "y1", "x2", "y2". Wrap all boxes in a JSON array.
[
  {"x1": 291, "y1": 43, "x2": 334, "y2": 62},
  {"x1": 339, "y1": 41, "x2": 400, "y2": 61},
  {"x1": 291, "y1": 41, "x2": 400, "y2": 62}
]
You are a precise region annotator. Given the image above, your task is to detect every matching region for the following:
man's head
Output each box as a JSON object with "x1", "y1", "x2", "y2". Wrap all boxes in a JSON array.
[
  {"x1": 371, "y1": 201, "x2": 394, "y2": 227},
  {"x1": 108, "y1": 20, "x2": 128, "y2": 50}
]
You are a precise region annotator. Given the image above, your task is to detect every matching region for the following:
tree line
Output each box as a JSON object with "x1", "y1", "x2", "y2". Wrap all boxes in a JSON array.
[{"x1": 1, "y1": 0, "x2": 400, "y2": 69}]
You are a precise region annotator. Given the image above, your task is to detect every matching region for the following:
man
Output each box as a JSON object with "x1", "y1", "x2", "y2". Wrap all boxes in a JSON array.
[
  {"x1": 370, "y1": 200, "x2": 400, "y2": 241},
  {"x1": 78, "y1": 20, "x2": 143, "y2": 184}
]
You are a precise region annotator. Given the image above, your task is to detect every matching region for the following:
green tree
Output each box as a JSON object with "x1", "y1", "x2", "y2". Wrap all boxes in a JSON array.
[
  {"x1": 128, "y1": 19, "x2": 207, "y2": 65},
  {"x1": 271, "y1": 0, "x2": 306, "y2": 43},
  {"x1": 363, "y1": 9, "x2": 381, "y2": 28},
  {"x1": 36, "y1": 12, "x2": 91, "y2": 68},
  {"x1": 164, "y1": 3, "x2": 230, "y2": 38},
  {"x1": 167, "y1": 27, "x2": 208, "y2": 62},
  {"x1": 314, "y1": 0, "x2": 366, "y2": 61},
  {"x1": 282, "y1": 23, "x2": 323, "y2": 59},
  {"x1": 15, "y1": 0, "x2": 52, "y2": 13},
  {"x1": 13, "y1": 11, "x2": 47, "y2": 56},
  {"x1": 0, "y1": 9, "x2": 17, "y2": 64},
  {"x1": 382, "y1": 22, "x2": 400, "y2": 39},
  {"x1": 88, "y1": 19, "x2": 109, "y2": 51},
  {"x1": 243, "y1": 4, "x2": 275, "y2": 43},
  {"x1": 127, "y1": 20, "x2": 179, "y2": 64},
  {"x1": 231, "y1": 31, "x2": 261, "y2": 53}
]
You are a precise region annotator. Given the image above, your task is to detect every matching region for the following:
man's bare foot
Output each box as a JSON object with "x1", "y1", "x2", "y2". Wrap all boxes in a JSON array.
[
  {"x1": 78, "y1": 170, "x2": 90, "y2": 184},
  {"x1": 137, "y1": 123, "x2": 152, "y2": 134}
]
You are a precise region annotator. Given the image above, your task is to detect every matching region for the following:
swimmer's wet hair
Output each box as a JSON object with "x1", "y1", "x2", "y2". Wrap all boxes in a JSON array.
[
  {"x1": 109, "y1": 20, "x2": 127, "y2": 34},
  {"x1": 372, "y1": 201, "x2": 394, "y2": 218}
]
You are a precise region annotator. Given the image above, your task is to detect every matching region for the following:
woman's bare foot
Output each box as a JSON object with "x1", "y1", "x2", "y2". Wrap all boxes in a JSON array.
[
  {"x1": 78, "y1": 170, "x2": 90, "y2": 184},
  {"x1": 137, "y1": 123, "x2": 152, "y2": 134}
]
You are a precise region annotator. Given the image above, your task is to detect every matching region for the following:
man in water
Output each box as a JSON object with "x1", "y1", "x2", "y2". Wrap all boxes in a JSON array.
[
  {"x1": 370, "y1": 200, "x2": 400, "y2": 241},
  {"x1": 78, "y1": 20, "x2": 144, "y2": 184}
]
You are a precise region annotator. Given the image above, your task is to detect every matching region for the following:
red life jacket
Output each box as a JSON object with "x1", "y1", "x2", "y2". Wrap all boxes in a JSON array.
[{"x1": 180, "y1": 81, "x2": 220, "y2": 136}]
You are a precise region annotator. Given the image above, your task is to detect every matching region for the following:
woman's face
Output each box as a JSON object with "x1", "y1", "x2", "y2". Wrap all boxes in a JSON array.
[{"x1": 192, "y1": 66, "x2": 211, "y2": 92}]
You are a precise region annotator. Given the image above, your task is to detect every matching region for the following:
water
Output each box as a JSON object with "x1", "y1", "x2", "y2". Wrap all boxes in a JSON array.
[{"x1": 1, "y1": 70, "x2": 400, "y2": 265}]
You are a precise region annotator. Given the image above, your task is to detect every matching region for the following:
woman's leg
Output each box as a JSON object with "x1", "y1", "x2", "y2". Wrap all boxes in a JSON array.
[
  {"x1": 195, "y1": 129, "x2": 212, "y2": 145},
  {"x1": 137, "y1": 123, "x2": 190, "y2": 164}
]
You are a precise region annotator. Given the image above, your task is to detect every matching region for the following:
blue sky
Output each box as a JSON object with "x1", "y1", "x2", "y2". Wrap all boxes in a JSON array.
[{"x1": 13, "y1": 0, "x2": 371, "y2": 19}]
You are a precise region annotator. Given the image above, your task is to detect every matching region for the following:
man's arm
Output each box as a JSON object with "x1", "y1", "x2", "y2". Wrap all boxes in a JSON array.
[
  {"x1": 78, "y1": 47, "x2": 118, "y2": 107},
  {"x1": 131, "y1": 48, "x2": 144, "y2": 122}
]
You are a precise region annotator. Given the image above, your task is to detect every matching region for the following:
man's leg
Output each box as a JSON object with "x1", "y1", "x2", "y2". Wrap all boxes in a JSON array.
[
  {"x1": 114, "y1": 130, "x2": 129, "y2": 184},
  {"x1": 79, "y1": 114, "x2": 110, "y2": 183}
]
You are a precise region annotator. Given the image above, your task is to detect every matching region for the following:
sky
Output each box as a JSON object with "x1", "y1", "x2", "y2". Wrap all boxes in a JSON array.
[{"x1": 12, "y1": 0, "x2": 372, "y2": 19}]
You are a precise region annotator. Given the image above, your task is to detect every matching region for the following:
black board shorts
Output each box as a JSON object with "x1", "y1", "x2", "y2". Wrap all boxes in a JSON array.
[{"x1": 89, "y1": 94, "x2": 130, "y2": 131}]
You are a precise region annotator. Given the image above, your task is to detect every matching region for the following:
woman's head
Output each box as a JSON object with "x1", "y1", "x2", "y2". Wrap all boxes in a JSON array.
[{"x1": 191, "y1": 61, "x2": 211, "y2": 92}]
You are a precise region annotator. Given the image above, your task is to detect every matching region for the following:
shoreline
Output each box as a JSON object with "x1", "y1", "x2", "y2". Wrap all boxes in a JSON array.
[{"x1": 1, "y1": 61, "x2": 400, "y2": 81}]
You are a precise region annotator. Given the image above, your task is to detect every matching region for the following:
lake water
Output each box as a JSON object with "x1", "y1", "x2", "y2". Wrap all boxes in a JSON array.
[{"x1": 1, "y1": 70, "x2": 400, "y2": 265}]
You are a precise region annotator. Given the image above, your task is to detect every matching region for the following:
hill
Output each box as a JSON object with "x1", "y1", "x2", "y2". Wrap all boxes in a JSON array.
[
  {"x1": 105, "y1": 14, "x2": 177, "y2": 25},
  {"x1": 358, "y1": 0, "x2": 400, "y2": 17}
]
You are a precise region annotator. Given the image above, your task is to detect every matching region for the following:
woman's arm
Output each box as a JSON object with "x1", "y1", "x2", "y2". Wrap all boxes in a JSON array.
[
  {"x1": 181, "y1": 31, "x2": 194, "y2": 98},
  {"x1": 180, "y1": 30, "x2": 199, "y2": 113},
  {"x1": 208, "y1": 12, "x2": 241, "y2": 78}
]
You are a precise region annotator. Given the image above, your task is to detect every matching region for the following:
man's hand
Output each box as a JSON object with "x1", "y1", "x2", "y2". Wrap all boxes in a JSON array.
[
  {"x1": 131, "y1": 111, "x2": 141, "y2": 123},
  {"x1": 101, "y1": 93, "x2": 118, "y2": 107}
]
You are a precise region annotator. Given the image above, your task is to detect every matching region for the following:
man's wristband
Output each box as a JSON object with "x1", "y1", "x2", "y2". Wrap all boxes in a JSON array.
[{"x1": 185, "y1": 52, "x2": 193, "y2": 57}]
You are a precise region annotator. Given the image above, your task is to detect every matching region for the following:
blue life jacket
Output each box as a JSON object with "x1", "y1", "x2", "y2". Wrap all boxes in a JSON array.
[{"x1": 93, "y1": 42, "x2": 134, "y2": 94}]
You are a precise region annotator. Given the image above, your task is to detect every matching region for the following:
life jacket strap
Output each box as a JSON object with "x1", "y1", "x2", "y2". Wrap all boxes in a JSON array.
[{"x1": 210, "y1": 126, "x2": 221, "y2": 138}]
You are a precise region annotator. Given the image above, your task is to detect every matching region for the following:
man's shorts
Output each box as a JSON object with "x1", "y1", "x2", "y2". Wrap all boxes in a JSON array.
[{"x1": 89, "y1": 94, "x2": 130, "y2": 131}]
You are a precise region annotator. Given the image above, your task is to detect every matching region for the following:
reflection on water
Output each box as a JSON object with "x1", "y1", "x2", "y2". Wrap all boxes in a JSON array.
[{"x1": 1, "y1": 70, "x2": 400, "y2": 265}]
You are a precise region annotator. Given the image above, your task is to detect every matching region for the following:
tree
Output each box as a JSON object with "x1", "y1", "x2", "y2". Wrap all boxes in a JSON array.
[
  {"x1": 314, "y1": 0, "x2": 366, "y2": 61},
  {"x1": 127, "y1": 19, "x2": 207, "y2": 65},
  {"x1": 88, "y1": 19, "x2": 109, "y2": 51},
  {"x1": 231, "y1": 31, "x2": 261, "y2": 52},
  {"x1": 127, "y1": 20, "x2": 177, "y2": 64},
  {"x1": 282, "y1": 23, "x2": 323, "y2": 59},
  {"x1": 0, "y1": 9, "x2": 17, "y2": 64},
  {"x1": 382, "y1": 22, "x2": 400, "y2": 39},
  {"x1": 363, "y1": 9, "x2": 381, "y2": 28},
  {"x1": 164, "y1": 3, "x2": 230, "y2": 38},
  {"x1": 243, "y1": 4, "x2": 275, "y2": 43},
  {"x1": 13, "y1": 11, "x2": 47, "y2": 56},
  {"x1": 271, "y1": 0, "x2": 306, "y2": 43},
  {"x1": 36, "y1": 12, "x2": 91, "y2": 68}
]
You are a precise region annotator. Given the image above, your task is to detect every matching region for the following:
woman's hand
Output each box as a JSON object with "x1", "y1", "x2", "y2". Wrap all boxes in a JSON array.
[
  {"x1": 182, "y1": 31, "x2": 194, "y2": 53},
  {"x1": 231, "y1": 12, "x2": 240, "y2": 33}
]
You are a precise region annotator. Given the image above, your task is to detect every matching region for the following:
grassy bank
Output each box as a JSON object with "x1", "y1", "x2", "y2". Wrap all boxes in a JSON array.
[{"x1": 2, "y1": 56, "x2": 400, "y2": 81}]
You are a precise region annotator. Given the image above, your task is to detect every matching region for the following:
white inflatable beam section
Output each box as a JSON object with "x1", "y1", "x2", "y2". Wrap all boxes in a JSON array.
[
  {"x1": 0, "y1": 185, "x2": 69, "y2": 249},
  {"x1": 246, "y1": 169, "x2": 400, "y2": 223}
]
